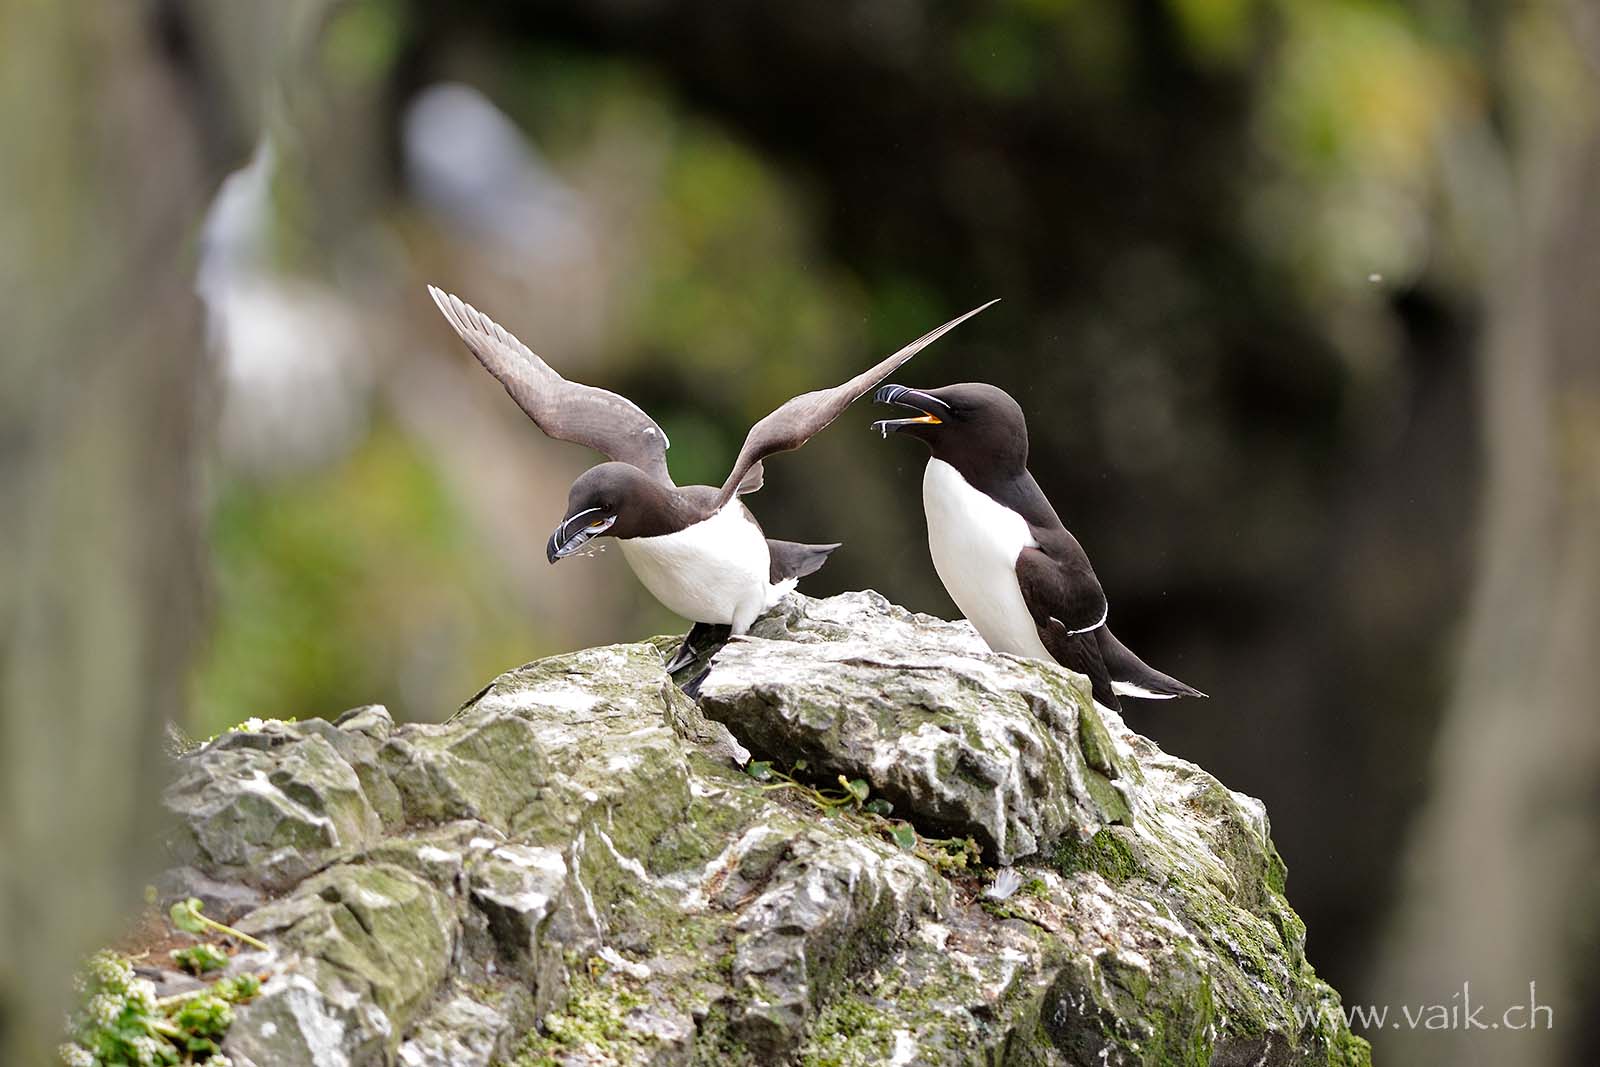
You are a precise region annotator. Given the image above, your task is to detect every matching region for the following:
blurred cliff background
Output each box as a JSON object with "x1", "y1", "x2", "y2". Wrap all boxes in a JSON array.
[{"x1": 1, "y1": 0, "x2": 1596, "y2": 1064}]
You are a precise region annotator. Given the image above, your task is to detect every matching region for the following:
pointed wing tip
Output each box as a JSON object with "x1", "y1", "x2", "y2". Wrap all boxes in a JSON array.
[
  {"x1": 959, "y1": 297, "x2": 1001, "y2": 321},
  {"x1": 427, "y1": 287, "x2": 506, "y2": 353},
  {"x1": 880, "y1": 295, "x2": 1002, "y2": 369},
  {"x1": 426, "y1": 284, "x2": 467, "y2": 327}
]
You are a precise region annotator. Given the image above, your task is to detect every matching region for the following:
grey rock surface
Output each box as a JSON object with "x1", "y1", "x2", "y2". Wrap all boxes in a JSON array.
[
  {"x1": 700, "y1": 592, "x2": 1132, "y2": 863},
  {"x1": 156, "y1": 591, "x2": 1369, "y2": 1067}
]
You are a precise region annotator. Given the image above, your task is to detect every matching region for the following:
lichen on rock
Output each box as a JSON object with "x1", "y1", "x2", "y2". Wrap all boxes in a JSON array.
[{"x1": 152, "y1": 591, "x2": 1368, "y2": 1066}]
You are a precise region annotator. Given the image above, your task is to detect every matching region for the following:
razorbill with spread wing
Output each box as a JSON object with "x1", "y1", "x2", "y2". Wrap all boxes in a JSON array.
[
  {"x1": 429, "y1": 286, "x2": 996, "y2": 675},
  {"x1": 872, "y1": 382, "x2": 1204, "y2": 712}
]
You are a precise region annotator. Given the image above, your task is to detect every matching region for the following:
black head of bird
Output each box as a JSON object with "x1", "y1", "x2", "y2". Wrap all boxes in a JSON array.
[
  {"x1": 546, "y1": 461, "x2": 691, "y2": 562},
  {"x1": 871, "y1": 381, "x2": 1029, "y2": 474}
]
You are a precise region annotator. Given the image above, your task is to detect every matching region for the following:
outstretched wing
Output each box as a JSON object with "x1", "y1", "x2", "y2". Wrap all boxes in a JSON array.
[
  {"x1": 428, "y1": 286, "x2": 674, "y2": 486},
  {"x1": 714, "y1": 299, "x2": 999, "y2": 506}
]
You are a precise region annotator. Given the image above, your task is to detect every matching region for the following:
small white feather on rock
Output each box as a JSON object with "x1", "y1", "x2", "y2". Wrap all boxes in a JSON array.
[{"x1": 985, "y1": 867, "x2": 1023, "y2": 900}]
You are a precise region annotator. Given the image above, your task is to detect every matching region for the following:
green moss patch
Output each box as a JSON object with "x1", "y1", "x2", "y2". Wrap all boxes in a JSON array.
[{"x1": 1051, "y1": 827, "x2": 1140, "y2": 884}]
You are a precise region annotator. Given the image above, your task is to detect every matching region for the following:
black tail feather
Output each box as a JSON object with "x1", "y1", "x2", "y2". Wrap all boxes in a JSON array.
[
  {"x1": 1096, "y1": 627, "x2": 1206, "y2": 700},
  {"x1": 766, "y1": 540, "x2": 841, "y2": 584},
  {"x1": 1046, "y1": 626, "x2": 1122, "y2": 712}
]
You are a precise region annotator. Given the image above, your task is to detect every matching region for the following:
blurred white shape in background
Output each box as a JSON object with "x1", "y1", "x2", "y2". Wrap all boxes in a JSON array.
[
  {"x1": 196, "y1": 136, "x2": 375, "y2": 475},
  {"x1": 404, "y1": 82, "x2": 591, "y2": 266},
  {"x1": 196, "y1": 137, "x2": 275, "y2": 324}
]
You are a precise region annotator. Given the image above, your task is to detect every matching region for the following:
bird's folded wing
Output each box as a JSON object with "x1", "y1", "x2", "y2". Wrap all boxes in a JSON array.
[
  {"x1": 713, "y1": 299, "x2": 1000, "y2": 507},
  {"x1": 428, "y1": 286, "x2": 675, "y2": 486},
  {"x1": 1015, "y1": 546, "x2": 1119, "y2": 709},
  {"x1": 1015, "y1": 546, "x2": 1108, "y2": 635}
]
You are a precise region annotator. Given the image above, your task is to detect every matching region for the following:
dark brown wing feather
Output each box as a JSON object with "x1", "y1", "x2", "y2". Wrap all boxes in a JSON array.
[
  {"x1": 714, "y1": 299, "x2": 1000, "y2": 506},
  {"x1": 1015, "y1": 547, "x2": 1118, "y2": 710},
  {"x1": 766, "y1": 539, "x2": 841, "y2": 583},
  {"x1": 429, "y1": 286, "x2": 674, "y2": 486},
  {"x1": 1041, "y1": 623, "x2": 1121, "y2": 711},
  {"x1": 1015, "y1": 547, "x2": 1108, "y2": 635}
]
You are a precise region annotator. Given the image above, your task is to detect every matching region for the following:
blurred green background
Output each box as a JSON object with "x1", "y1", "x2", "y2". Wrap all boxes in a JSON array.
[{"x1": 3, "y1": 1, "x2": 1597, "y2": 1064}]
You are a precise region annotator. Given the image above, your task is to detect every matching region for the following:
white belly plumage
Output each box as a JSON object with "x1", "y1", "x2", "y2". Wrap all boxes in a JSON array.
[
  {"x1": 922, "y1": 458, "x2": 1054, "y2": 662},
  {"x1": 617, "y1": 500, "x2": 791, "y2": 632}
]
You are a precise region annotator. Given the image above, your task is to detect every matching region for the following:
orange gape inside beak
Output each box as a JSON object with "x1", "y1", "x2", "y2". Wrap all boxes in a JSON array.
[{"x1": 909, "y1": 413, "x2": 941, "y2": 424}]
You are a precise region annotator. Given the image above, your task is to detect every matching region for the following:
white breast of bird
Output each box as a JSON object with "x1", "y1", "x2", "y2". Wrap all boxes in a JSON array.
[
  {"x1": 618, "y1": 500, "x2": 773, "y2": 631},
  {"x1": 922, "y1": 458, "x2": 1053, "y2": 662}
]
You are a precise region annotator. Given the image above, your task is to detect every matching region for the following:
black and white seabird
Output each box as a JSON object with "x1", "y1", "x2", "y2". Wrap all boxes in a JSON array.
[
  {"x1": 429, "y1": 286, "x2": 996, "y2": 674},
  {"x1": 872, "y1": 382, "x2": 1205, "y2": 713}
]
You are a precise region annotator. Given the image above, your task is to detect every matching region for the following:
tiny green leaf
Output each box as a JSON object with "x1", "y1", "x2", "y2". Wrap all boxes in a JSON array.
[
  {"x1": 746, "y1": 760, "x2": 773, "y2": 781},
  {"x1": 890, "y1": 824, "x2": 917, "y2": 850},
  {"x1": 791, "y1": 759, "x2": 808, "y2": 772},
  {"x1": 845, "y1": 778, "x2": 870, "y2": 803},
  {"x1": 864, "y1": 798, "x2": 894, "y2": 816},
  {"x1": 170, "y1": 898, "x2": 207, "y2": 935},
  {"x1": 171, "y1": 944, "x2": 229, "y2": 976},
  {"x1": 215, "y1": 973, "x2": 261, "y2": 1003}
]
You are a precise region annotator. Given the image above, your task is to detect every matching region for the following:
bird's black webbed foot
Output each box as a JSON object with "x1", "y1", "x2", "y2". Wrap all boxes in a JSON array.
[
  {"x1": 680, "y1": 667, "x2": 711, "y2": 700},
  {"x1": 665, "y1": 622, "x2": 732, "y2": 675}
]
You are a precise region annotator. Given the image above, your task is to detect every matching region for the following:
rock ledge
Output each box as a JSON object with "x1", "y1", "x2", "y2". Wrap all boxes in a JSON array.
[{"x1": 158, "y1": 591, "x2": 1370, "y2": 1067}]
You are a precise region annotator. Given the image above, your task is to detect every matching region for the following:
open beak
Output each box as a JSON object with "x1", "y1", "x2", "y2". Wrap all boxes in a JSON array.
[
  {"x1": 546, "y1": 513, "x2": 616, "y2": 563},
  {"x1": 871, "y1": 384, "x2": 947, "y2": 437}
]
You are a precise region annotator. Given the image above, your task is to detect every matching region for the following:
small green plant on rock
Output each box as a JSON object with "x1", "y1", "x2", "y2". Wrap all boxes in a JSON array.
[
  {"x1": 743, "y1": 760, "x2": 980, "y2": 872},
  {"x1": 170, "y1": 944, "x2": 229, "y2": 977},
  {"x1": 58, "y1": 951, "x2": 262, "y2": 1066},
  {"x1": 169, "y1": 898, "x2": 267, "y2": 952},
  {"x1": 201, "y1": 715, "x2": 298, "y2": 745}
]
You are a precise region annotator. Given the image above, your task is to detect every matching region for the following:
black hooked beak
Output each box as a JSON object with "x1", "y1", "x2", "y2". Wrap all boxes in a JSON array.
[
  {"x1": 871, "y1": 384, "x2": 948, "y2": 438},
  {"x1": 546, "y1": 511, "x2": 616, "y2": 563}
]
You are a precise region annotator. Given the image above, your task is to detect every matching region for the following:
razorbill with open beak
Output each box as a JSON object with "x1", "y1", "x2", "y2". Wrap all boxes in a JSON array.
[
  {"x1": 872, "y1": 382, "x2": 1204, "y2": 712},
  {"x1": 429, "y1": 286, "x2": 997, "y2": 676}
]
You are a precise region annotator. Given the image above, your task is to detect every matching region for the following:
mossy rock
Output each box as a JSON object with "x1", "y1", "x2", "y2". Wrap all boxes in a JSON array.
[{"x1": 152, "y1": 592, "x2": 1366, "y2": 1067}]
